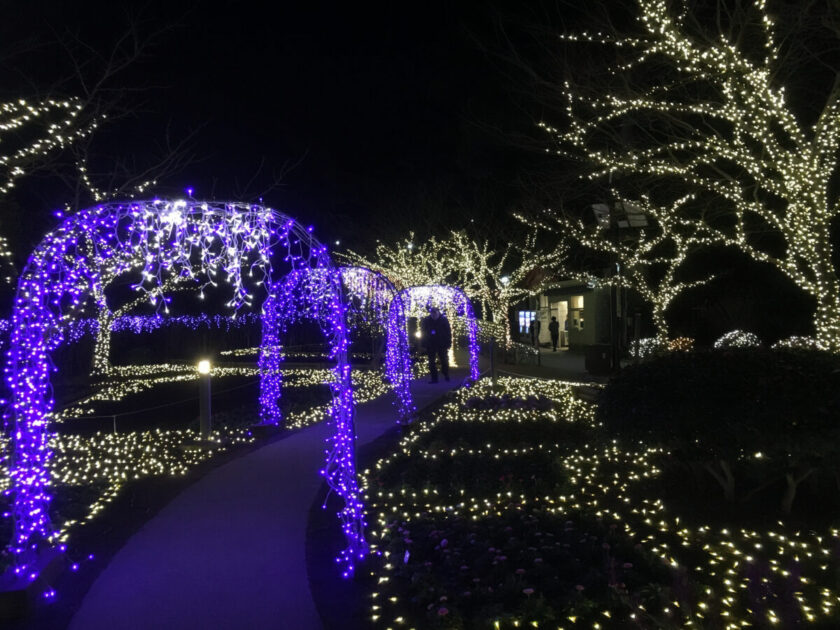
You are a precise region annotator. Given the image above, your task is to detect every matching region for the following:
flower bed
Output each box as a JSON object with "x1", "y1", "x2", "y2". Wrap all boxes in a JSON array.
[{"x1": 362, "y1": 375, "x2": 840, "y2": 628}]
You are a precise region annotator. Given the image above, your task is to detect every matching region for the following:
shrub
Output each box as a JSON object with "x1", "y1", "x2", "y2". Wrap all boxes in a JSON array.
[
  {"x1": 596, "y1": 348, "x2": 840, "y2": 511},
  {"x1": 771, "y1": 336, "x2": 828, "y2": 351},
  {"x1": 713, "y1": 330, "x2": 761, "y2": 349}
]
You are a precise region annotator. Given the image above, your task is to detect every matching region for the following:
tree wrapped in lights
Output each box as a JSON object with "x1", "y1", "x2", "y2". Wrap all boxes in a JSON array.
[
  {"x1": 90, "y1": 270, "x2": 200, "y2": 375},
  {"x1": 0, "y1": 98, "x2": 100, "y2": 283},
  {"x1": 522, "y1": 193, "x2": 720, "y2": 344},
  {"x1": 0, "y1": 98, "x2": 98, "y2": 198},
  {"x1": 538, "y1": 0, "x2": 840, "y2": 351},
  {"x1": 2, "y1": 200, "x2": 366, "y2": 579},
  {"x1": 343, "y1": 230, "x2": 551, "y2": 343},
  {"x1": 341, "y1": 233, "x2": 452, "y2": 290},
  {"x1": 443, "y1": 230, "x2": 554, "y2": 344}
]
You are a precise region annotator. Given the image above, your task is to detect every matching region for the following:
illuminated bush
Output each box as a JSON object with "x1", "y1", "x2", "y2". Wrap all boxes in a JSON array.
[
  {"x1": 771, "y1": 336, "x2": 828, "y2": 351},
  {"x1": 633, "y1": 337, "x2": 668, "y2": 359},
  {"x1": 713, "y1": 330, "x2": 761, "y2": 349}
]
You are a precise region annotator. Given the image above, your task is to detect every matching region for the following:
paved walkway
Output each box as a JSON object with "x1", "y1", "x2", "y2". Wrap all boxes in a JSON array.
[
  {"x1": 490, "y1": 347, "x2": 608, "y2": 383},
  {"x1": 67, "y1": 371, "x2": 466, "y2": 630}
]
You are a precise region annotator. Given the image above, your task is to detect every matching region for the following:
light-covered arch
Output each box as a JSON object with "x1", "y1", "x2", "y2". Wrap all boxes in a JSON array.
[
  {"x1": 392, "y1": 285, "x2": 480, "y2": 383},
  {"x1": 260, "y1": 266, "x2": 414, "y2": 425},
  {"x1": 3, "y1": 200, "x2": 364, "y2": 579},
  {"x1": 339, "y1": 266, "x2": 413, "y2": 419}
]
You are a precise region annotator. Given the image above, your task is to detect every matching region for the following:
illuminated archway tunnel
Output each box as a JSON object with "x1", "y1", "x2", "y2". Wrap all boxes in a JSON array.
[
  {"x1": 3, "y1": 200, "x2": 366, "y2": 579},
  {"x1": 339, "y1": 266, "x2": 413, "y2": 419},
  {"x1": 391, "y1": 285, "x2": 480, "y2": 383}
]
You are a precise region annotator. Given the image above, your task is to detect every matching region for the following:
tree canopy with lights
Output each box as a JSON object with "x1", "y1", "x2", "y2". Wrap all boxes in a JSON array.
[
  {"x1": 532, "y1": 0, "x2": 840, "y2": 350},
  {"x1": 521, "y1": 193, "x2": 721, "y2": 343},
  {"x1": 342, "y1": 230, "x2": 553, "y2": 342}
]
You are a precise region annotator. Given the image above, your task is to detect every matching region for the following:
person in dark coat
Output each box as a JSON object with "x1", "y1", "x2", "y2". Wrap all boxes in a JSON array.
[
  {"x1": 529, "y1": 317, "x2": 541, "y2": 347},
  {"x1": 420, "y1": 307, "x2": 451, "y2": 383},
  {"x1": 548, "y1": 316, "x2": 560, "y2": 351}
]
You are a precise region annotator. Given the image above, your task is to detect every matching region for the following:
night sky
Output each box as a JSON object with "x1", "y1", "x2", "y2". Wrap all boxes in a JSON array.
[
  {"x1": 1, "y1": 1, "x2": 829, "y2": 338},
  {"x1": 2, "y1": 1, "x2": 542, "y2": 249}
]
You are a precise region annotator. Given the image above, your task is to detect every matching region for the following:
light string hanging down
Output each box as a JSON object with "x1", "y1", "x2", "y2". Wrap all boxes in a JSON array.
[{"x1": 2, "y1": 199, "x2": 365, "y2": 581}]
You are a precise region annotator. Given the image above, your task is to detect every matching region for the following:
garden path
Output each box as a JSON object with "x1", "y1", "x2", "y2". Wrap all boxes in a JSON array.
[{"x1": 66, "y1": 369, "x2": 467, "y2": 630}]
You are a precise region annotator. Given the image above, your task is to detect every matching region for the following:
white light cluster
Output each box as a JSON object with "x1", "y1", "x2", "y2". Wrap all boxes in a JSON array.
[
  {"x1": 540, "y1": 0, "x2": 840, "y2": 351},
  {"x1": 714, "y1": 330, "x2": 762, "y2": 349},
  {"x1": 361, "y1": 374, "x2": 840, "y2": 627},
  {"x1": 771, "y1": 336, "x2": 829, "y2": 351}
]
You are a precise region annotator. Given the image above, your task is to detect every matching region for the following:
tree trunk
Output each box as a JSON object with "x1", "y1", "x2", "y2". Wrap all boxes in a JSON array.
[
  {"x1": 704, "y1": 460, "x2": 735, "y2": 502},
  {"x1": 813, "y1": 284, "x2": 840, "y2": 352},
  {"x1": 91, "y1": 308, "x2": 115, "y2": 376},
  {"x1": 651, "y1": 302, "x2": 670, "y2": 348},
  {"x1": 490, "y1": 300, "x2": 511, "y2": 346},
  {"x1": 781, "y1": 468, "x2": 815, "y2": 515}
]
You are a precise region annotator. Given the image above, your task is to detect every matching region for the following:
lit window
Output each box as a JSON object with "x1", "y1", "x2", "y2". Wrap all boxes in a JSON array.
[
  {"x1": 570, "y1": 295, "x2": 584, "y2": 309},
  {"x1": 518, "y1": 311, "x2": 536, "y2": 333}
]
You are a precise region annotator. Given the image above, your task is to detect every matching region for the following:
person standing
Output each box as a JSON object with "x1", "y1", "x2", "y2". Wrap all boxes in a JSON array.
[
  {"x1": 421, "y1": 307, "x2": 451, "y2": 383},
  {"x1": 529, "y1": 316, "x2": 541, "y2": 347},
  {"x1": 548, "y1": 316, "x2": 560, "y2": 351}
]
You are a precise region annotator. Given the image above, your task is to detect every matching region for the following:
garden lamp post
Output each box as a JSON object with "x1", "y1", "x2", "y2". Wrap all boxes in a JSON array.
[{"x1": 197, "y1": 359, "x2": 212, "y2": 440}]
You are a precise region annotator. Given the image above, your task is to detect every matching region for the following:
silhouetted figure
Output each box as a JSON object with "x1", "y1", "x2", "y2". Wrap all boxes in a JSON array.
[
  {"x1": 549, "y1": 316, "x2": 560, "y2": 351},
  {"x1": 421, "y1": 307, "x2": 451, "y2": 383},
  {"x1": 529, "y1": 317, "x2": 541, "y2": 347}
]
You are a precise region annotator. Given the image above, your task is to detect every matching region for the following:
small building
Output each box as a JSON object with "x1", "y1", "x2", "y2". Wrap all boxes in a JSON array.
[{"x1": 513, "y1": 280, "x2": 613, "y2": 351}]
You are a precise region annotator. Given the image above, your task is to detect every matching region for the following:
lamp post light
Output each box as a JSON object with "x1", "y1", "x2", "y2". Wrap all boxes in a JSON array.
[{"x1": 197, "y1": 359, "x2": 212, "y2": 440}]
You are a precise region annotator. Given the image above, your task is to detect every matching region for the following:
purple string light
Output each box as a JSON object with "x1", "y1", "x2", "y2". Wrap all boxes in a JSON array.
[
  {"x1": 340, "y1": 266, "x2": 414, "y2": 421},
  {"x1": 260, "y1": 267, "x2": 367, "y2": 573},
  {"x1": 2, "y1": 200, "x2": 364, "y2": 580},
  {"x1": 392, "y1": 285, "x2": 480, "y2": 382}
]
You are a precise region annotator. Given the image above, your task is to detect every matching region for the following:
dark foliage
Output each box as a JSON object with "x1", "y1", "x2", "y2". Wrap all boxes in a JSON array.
[{"x1": 597, "y1": 349, "x2": 840, "y2": 461}]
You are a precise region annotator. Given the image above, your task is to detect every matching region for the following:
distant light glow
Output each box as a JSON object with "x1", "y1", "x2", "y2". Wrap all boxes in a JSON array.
[{"x1": 392, "y1": 285, "x2": 479, "y2": 382}]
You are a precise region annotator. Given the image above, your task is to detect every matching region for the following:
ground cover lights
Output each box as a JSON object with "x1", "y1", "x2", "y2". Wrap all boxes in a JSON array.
[
  {"x1": 0, "y1": 367, "x2": 393, "y2": 561},
  {"x1": 363, "y1": 377, "x2": 840, "y2": 628},
  {"x1": 2, "y1": 200, "x2": 365, "y2": 582}
]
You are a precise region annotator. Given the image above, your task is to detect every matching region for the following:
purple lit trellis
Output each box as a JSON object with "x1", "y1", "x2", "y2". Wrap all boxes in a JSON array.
[
  {"x1": 260, "y1": 266, "x2": 414, "y2": 424},
  {"x1": 258, "y1": 268, "x2": 367, "y2": 574},
  {"x1": 2, "y1": 200, "x2": 365, "y2": 579},
  {"x1": 392, "y1": 285, "x2": 480, "y2": 382},
  {"x1": 339, "y1": 266, "x2": 414, "y2": 420}
]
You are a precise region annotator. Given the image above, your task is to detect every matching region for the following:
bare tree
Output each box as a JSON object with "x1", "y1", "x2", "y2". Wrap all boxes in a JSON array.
[{"x1": 0, "y1": 11, "x2": 197, "y2": 283}]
